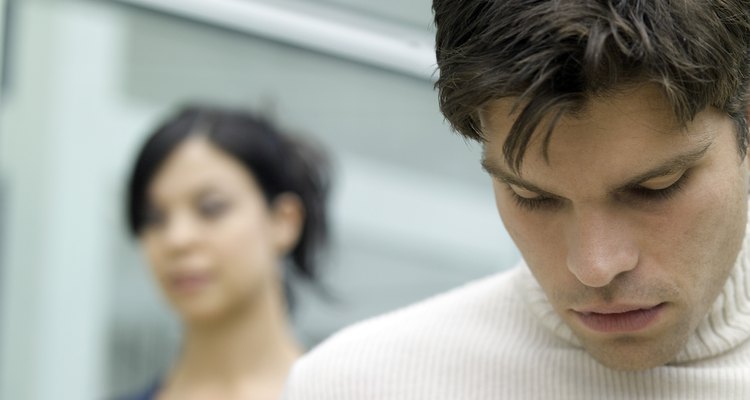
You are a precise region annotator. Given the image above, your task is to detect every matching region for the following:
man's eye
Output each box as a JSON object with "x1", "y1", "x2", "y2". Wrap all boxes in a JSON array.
[
  {"x1": 629, "y1": 172, "x2": 690, "y2": 202},
  {"x1": 507, "y1": 185, "x2": 560, "y2": 211}
]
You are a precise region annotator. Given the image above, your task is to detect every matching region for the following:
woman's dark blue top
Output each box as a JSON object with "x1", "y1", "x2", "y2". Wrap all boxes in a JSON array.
[{"x1": 118, "y1": 381, "x2": 160, "y2": 400}]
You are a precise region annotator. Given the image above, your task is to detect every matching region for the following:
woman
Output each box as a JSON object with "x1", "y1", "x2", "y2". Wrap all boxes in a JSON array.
[{"x1": 124, "y1": 105, "x2": 330, "y2": 400}]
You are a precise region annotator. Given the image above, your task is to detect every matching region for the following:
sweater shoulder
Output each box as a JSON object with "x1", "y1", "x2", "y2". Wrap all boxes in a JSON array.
[
  {"x1": 310, "y1": 265, "x2": 524, "y2": 349},
  {"x1": 284, "y1": 266, "x2": 531, "y2": 399}
]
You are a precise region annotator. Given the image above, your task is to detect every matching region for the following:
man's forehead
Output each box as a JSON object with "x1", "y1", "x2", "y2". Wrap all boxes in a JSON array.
[
  {"x1": 478, "y1": 86, "x2": 681, "y2": 136},
  {"x1": 479, "y1": 85, "x2": 724, "y2": 168},
  {"x1": 479, "y1": 102, "x2": 722, "y2": 196},
  {"x1": 482, "y1": 139, "x2": 712, "y2": 187}
]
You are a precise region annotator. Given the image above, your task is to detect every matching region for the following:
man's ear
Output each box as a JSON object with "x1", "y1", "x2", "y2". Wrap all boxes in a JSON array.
[{"x1": 270, "y1": 193, "x2": 305, "y2": 255}]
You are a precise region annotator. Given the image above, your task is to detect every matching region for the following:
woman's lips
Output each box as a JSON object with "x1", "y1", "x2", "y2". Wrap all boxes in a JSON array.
[
  {"x1": 170, "y1": 272, "x2": 213, "y2": 293},
  {"x1": 573, "y1": 303, "x2": 666, "y2": 333}
]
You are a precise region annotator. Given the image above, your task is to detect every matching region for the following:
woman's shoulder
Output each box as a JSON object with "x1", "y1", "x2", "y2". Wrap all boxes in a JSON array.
[{"x1": 114, "y1": 380, "x2": 161, "y2": 400}]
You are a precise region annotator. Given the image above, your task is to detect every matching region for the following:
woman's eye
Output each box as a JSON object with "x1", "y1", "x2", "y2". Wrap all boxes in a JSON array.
[
  {"x1": 143, "y1": 207, "x2": 166, "y2": 228},
  {"x1": 198, "y1": 200, "x2": 229, "y2": 219}
]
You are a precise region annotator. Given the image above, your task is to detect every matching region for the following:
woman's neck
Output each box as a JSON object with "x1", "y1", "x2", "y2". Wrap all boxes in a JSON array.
[{"x1": 162, "y1": 282, "x2": 302, "y2": 399}]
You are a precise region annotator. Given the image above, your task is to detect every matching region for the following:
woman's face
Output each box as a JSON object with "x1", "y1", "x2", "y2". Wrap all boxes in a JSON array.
[{"x1": 140, "y1": 136, "x2": 302, "y2": 323}]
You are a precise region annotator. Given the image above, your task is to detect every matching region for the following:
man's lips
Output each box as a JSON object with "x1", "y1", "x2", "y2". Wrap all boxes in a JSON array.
[
  {"x1": 573, "y1": 303, "x2": 661, "y2": 314},
  {"x1": 572, "y1": 303, "x2": 666, "y2": 333}
]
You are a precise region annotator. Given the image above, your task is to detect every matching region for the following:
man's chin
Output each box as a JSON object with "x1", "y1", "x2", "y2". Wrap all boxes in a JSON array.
[{"x1": 578, "y1": 334, "x2": 684, "y2": 371}]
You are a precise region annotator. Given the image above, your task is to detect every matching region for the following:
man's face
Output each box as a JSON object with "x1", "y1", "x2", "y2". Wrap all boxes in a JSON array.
[{"x1": 480, "y1": 85, "x2": 748, "y2": 370}]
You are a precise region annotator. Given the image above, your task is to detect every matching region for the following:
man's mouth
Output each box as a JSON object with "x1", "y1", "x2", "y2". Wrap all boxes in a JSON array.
[{"x1": 572, "y1": 303, "x2": 666, "y2": 333}]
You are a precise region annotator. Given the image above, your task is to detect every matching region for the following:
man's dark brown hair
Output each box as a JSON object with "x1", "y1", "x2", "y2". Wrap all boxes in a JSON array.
[{"x1": 433, "y1": 0, "x2": 750, "y2": 171}]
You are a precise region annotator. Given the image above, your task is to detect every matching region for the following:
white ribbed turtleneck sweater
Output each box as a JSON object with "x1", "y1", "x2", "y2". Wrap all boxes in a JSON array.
[{"x1": 285, "y1": 223, "x2": 750, "y2": 399}]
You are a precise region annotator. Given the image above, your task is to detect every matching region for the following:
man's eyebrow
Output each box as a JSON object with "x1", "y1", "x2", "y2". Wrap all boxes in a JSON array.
[
  {"x1": 480, "y1": 141, "x2": 713, "y2": 196},
  {"x1": 480, "y1": 158, "x2": 559, "y2": 198},
  {"x1": 618, "y1": 141, "x2": 713, "y2": 189}
]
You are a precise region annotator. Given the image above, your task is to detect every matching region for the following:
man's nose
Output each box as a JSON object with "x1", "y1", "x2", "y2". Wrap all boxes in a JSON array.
[{"x1": 565, "y1": 207, "x2": 639, "y2": 287}]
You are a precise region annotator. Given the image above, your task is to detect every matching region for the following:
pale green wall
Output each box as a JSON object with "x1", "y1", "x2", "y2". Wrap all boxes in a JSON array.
[{"x1": 0, "y1": 1, "x2": 519, "y2": 398}]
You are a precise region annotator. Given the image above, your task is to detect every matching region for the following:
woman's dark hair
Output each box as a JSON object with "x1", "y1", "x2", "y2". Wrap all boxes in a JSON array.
[
  {"x1": 433, "y1": 0, "x2": 750, "y2": 171},
  {"x1": 126, "y1": 105, "x2": 330, "y2": 286}
]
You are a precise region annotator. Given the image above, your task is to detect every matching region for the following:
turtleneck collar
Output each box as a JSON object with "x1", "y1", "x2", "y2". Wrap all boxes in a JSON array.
[{"x1": 518, "y1": 204, "x2": 750, "y2": 364}]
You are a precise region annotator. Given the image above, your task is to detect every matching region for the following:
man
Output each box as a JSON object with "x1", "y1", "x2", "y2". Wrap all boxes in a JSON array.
[{"x1": 284, "y1": 1, "x2": 750, "y2": 398}]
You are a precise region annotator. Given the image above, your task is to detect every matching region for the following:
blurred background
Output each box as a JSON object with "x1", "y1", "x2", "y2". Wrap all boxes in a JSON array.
[{"x1": 0, "y1": 0, "x2": 520, "y2": 398}]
